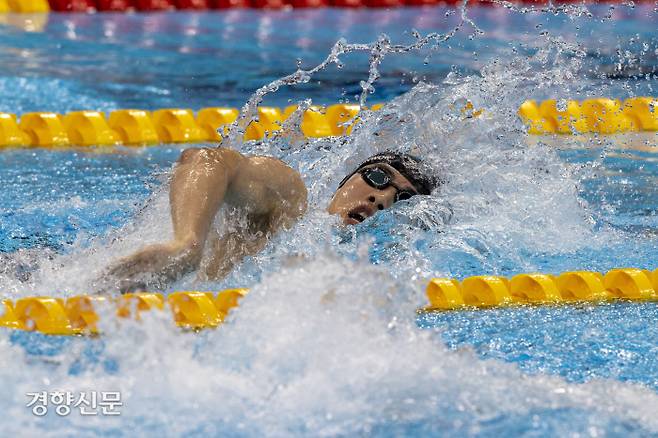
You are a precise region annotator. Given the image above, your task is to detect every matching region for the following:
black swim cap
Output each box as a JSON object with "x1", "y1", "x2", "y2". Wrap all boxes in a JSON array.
[{"x1": 337, "y1": 152, "x2": 438, "y2": 195}]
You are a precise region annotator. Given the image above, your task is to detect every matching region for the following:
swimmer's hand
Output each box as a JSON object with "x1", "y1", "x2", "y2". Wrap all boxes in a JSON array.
[{"x1": 97, "y1": 242, "x2": 199, "y2": 294}]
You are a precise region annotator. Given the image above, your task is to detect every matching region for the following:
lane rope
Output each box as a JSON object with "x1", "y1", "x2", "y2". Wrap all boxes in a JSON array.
[
  {"x1": 0, "y1": 289, "x2": 249, "y2": 335},
  {"x1": 0, "y1": 104, "x2": 378, "y2": 148},
  {"x1": 0, "y1": 98, "x2": 656, "y2": 149},
  {"x1": 425, "y1": 267, "x2": 658, "y2": 310},
  {"x1": 1, "y1": 268, "x2": 657, "y2": 336},
  {"x1": 518, "y1": 97, "x2": 658, "y2": 135},
  {"x1": 4, "y1": 0, "x2": 654, "y2": 14}
]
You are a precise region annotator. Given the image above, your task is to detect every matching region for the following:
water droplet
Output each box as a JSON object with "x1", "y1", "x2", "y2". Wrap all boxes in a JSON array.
[{"x1": 557, "y1": 99, "x2": 568, "y2": 112}]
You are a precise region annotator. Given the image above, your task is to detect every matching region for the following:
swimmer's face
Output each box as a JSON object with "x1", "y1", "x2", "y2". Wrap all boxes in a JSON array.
[{"x1": 327, "y1": 163, "x2": 418, "y2": 225}]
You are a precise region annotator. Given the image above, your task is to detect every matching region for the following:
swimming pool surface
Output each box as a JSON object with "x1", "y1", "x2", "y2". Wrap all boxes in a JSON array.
[{"x1": 1, "y1": 5, "x2": 658, "y2": 437}]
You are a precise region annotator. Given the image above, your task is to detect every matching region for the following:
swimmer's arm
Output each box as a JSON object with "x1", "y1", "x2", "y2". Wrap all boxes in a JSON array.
[
  {"x1": 103, "y1": 148, "x2": 306, "y2": 292},
  {"x1": 203, "y1": 156, "x2": 308, "y2": 280}
]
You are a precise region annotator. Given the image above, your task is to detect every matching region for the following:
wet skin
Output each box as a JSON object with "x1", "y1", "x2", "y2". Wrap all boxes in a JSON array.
[
  {"x1": 326, "y1": 163, "x2": 418, "y2": 225},
  {"x1": 102, "y1": 148, "x2": 417, "y2": 292}
]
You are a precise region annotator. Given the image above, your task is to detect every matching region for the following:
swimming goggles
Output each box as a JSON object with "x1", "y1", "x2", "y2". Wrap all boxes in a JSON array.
[{"x1": 359, "y1": 166, "x2": 417, "y2": 203}]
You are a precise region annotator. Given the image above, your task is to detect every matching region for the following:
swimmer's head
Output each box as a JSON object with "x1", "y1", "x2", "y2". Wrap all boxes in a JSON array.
[{"x1": 327, "y1": 152, "x2": 439, "y2": 225}]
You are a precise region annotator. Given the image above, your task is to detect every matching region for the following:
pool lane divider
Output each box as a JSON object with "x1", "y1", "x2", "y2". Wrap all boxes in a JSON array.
[
  {"x1": 1, "y1": 268, "x2": 657, "y2": 336},
  {"x1": 0, "y1": 0, "x2": 518, "y2": 12},
  {"x1": 518, "y1": 97, "x2": 658, "y2": 135},
  {"x1": 0, "y1": 97, "x2": 656, "y2": 149},
  {"x1": 0, "y1": 289, "x2": 248, "y2": 335},
  {"x1": 0, "y1": 0, "x2": 49, "y2": 12},
  {"x1": 0, "y1": 104, "x2": 378, "y2": 148},
  {"x1": 424, "y1": 268, "x2": 658, "y2": 310},
  {"x1": 5, "y1": 0, "x2": 652, "y2": 13}
]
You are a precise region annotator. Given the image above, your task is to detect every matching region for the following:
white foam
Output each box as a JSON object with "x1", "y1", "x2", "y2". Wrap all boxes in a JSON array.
[{"x1": 2, "y1": 255, "x2": 658, "y2": 436}]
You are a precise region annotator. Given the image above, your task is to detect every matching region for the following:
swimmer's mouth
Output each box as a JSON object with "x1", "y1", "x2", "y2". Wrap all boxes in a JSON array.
[
  {"x1": 345, "y1": 205, "x2": 374, "y2": 225},
  {"x1": 348, "y1": 212, "x2": 366, "y2": 223}
]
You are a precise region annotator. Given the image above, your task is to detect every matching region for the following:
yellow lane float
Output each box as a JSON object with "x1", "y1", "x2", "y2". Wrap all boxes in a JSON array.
[
  {"x1": 1, "y1": 269, "x2": 656, "y2": 336},
  {"x1": 197, "y1": 107, "x2": 239, "y2": 141},
  {"x1": 0, "y1": 104, "x2": 379, "y2": 148},
  {"x1": 13, "y1": 297, "x2": 75, "y2": 335},
  {"x1": 0, "y1": 289, "x2": 248, "y2": 335},
  {"x1": 5, "y1": 0, "x2": 49, "y2": 12},
  {"x1": 518, "y1": 97, "x2": 658, "y2": 135},
  {"x1": 0, "y1": 113, "x2": 30, "y2": 146},
  {"x1": 108, "y1": 110, "x2": 160, "y2": 145},
  {"x1": 1, "y1": 97, "x2": 653, "y2": 149},
  {"x1": 18, "y1": 112, "x2": 70, "y2": 147},
  {"x1": 425, "y1": 267, "x2": 658, "y2": 311},
  {"x1": 152, "y1": 109, "x2": 206, "y2": 143},
  {"x1": 63, "y1": 111, "x2": 121, "y2": 146},
  {"x1": 168, "y1": 291, "x2": 222, "y2": 329}
]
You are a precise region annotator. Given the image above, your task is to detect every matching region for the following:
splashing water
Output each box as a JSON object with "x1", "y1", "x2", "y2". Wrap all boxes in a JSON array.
[
  {"x1": 1, "y1": 3, "x2": 657, "y2": 436},
  {"x1": 222, "y1": 0, "x2": 481, "y2": 145},
  {"x1": 3, "y1": 256, "x2": 658, "y2": 436}
]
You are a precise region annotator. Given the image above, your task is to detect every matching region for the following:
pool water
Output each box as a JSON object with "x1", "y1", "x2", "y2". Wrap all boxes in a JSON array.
[
  {"x1": 0, "y1": 6, "x2": 656, "y2": 111},
  {"x1": 1, "y1": 4, "x2": 658, "y2": 437}
]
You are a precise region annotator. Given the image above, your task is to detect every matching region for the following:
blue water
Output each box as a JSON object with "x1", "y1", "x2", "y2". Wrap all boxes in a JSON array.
[
  {"x1": 0, "y1": 6, "x2": 656, "y2": 112},
  {"x1": 1, "y1": 5, "x2": 658, "y2": 437},
  {"x1": 420, "y1": 302, "x2": 658, "y2": 389}
]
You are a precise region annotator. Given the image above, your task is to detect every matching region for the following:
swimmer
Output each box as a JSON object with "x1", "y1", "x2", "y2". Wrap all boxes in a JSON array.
[{"x1": 102, "y1": 148, "x2": 437, "y2": 293}]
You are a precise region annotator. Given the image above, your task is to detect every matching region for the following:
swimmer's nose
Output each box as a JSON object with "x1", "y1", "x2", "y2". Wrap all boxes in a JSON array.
[
  {"x1": 367, "y1": 190, "x2": 393, "y2": 210},
  {"x1": 368, "y1": 196, "x2": 384, "y2": 210}
]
